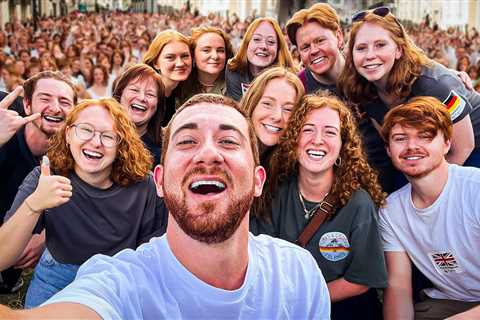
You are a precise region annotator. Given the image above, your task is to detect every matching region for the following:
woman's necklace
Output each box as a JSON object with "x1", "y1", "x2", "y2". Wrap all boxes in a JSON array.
[{"x1": 298, "y1": 190, "x2": 329, "y2": 220}]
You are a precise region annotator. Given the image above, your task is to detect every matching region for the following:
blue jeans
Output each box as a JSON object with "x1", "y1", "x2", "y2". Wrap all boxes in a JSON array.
[{"x1": 24, "y1": 248, "x2": 79, "y2": 308}]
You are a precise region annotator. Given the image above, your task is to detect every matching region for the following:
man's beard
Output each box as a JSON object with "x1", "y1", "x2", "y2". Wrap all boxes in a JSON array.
[
  {"x1": 163, "y1": 168, "x2": 255, "y2": 244},
  {"x1": 32, "y1": 111, "x2": 65, "y2": 137}
]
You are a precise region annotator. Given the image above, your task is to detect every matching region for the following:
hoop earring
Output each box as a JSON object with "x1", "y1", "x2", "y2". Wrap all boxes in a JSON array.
[{"x1": 335, "y1": 156, "x2": 342, "y2": 167}]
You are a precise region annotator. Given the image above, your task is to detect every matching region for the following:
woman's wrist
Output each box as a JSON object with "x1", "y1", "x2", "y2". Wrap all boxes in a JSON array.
[{"x1": 24, "y1": 195, "x2": 42, "y2": 216}]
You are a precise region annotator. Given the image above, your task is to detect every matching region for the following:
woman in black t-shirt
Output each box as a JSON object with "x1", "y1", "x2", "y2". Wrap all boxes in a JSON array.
[
  {"x1": 1, "y1": 98, "x2": 166, "y2": 307},
  {"x1": 253, "y1": 92, "x2": 387, "y2": 320}
]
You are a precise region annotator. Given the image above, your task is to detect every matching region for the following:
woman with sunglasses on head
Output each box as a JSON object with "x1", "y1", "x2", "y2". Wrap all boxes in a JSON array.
[
  {"x1": 143, "y1": 30, "x2": 192, "y2": 126},
  {"x1": 179, "y1": 26, "x2": 234, "y2": 104},
  {"x1": 112, "y1": 63, "x2": 165, "y2": 167},
  {"x1": 225, "y1": 17, "x2": 297, "y2": 102},
  {"x1": 339, "y1": 7, "x2": 480, "y2": 168},
  {"x1": 253, "y1": 92, "x2": 387, "y2": 320},
  {"x1": 1, "y1": 98, "x2": 167, "y2": 307}
]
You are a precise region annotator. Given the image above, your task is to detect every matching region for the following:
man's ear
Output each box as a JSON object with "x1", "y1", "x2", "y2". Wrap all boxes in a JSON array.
[
  {"x1": 23, "y1": 97, "x2": 32, "y2": 115},
  {"x1": 153, "y1": 165, "x2": 165, "y2": 197},
  {"x1": 253, "y1": 165, "x2": 266, "y2": 197},
  {"x1": 444, "y1": 138, "x2": 452, "y2": 156}
]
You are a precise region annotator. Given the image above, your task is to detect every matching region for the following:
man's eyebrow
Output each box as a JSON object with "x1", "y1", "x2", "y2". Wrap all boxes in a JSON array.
[
  {"x1": 172, "y1": 122, "x2": 198, "y2": 139},
  {"x1": 219, "y1": 124, "x2": 247, "y2": 140}
]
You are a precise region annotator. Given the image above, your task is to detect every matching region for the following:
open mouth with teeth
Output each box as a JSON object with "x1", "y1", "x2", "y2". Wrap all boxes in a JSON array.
[
  {"x1": 307, "y1": 149, "x2": 326, "y2": 159},
  {"x1": 263, "y1": 123, "x2": 281, "y2": 133},
  {"x1": 255, "y1": 52, "x2": 270, "y2": 58},
  {"x1": 402, "y1": 155, "x2": 425, "y2": 161},
  {"x1": 363, "y1": 63, "x2": 382, "y2": 70},
  {"x1": 311, "y1": 56, "x2": 326, "y2": 65},
  {"x1": 82, "y1": 149, "x2": 104, "y2": 160},
  {"x1": 43, "y1": 115, "x2": 64, "y2": 123},
  {"x1": 189, "y1": 180, "x2": 226, "y2": 195},
  {"x1": 130, "y1": 103, "x2": 147, "y2": 112}
]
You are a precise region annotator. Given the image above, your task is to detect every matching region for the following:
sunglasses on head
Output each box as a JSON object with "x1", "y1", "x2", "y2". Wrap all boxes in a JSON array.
[{"x1": 352, "y1": 6, "x2": 391, "y2": 23}]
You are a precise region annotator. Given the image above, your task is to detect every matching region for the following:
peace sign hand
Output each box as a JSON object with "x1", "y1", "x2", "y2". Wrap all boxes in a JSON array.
[{"x1": 0, "y1": 87, "x2": 41, "y2": 146}]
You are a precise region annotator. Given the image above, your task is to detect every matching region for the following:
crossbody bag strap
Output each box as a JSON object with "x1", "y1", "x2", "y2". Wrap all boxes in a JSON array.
[{"x1": 296, "y1": 194, "x2": 336, "y2": 248}]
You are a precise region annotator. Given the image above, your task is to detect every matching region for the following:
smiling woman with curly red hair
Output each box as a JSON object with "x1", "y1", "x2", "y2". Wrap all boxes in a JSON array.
[
  {"x1": 0, "y1": 98, "x2": 166, "y2": 308},
  {"x1": 252, "y1": 92, "x2": 387, "y2": 320}
]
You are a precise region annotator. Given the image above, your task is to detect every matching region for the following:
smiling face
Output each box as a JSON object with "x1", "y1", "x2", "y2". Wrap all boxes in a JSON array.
[
  {"x1": 156, "y1": 103, "x2": 265, "y2": 244},
  {"x1": 251, "y1": 78, "x2": 297, "y2": 148},
  {"x1": 297, "y1": 107, "x2": 342, "y2": 177},
  {"x1": 24, "y1": 78, "x2": 75, "y2": 136},
  {"x1": 155, "y1": 40, "x2": 192, "y2": 83},
  {"x1": 66, "y1": 105, "x2": 118, "y2": 187},
  {"x1": 296, "y1": 20, "x2": 342, "y2": 78},
  {"x1": 387, "y1": 124, "x2": 450, "y2": 179},
  {"x1": 119, "y1": 76, "x2": 159, "y2": 135},
  {"x1": 246, "y1": 22, "x2": 278, "y2": 73},
  {"x1": 352, "y1": 22, "x2": 402, "y2": 87},
  {"x1": 194, "y1": 32, "x2": 226, "y2": 77}
]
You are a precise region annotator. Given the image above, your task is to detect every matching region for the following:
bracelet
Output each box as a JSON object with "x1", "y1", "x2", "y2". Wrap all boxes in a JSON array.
[{"x1": 24, "y1": 199, "x2": 42, "y2": 215}]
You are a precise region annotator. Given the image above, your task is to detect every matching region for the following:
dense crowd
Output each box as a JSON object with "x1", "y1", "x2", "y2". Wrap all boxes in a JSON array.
[{"x1": 0, "y1": 3, "x2": 479, "y2": 320}]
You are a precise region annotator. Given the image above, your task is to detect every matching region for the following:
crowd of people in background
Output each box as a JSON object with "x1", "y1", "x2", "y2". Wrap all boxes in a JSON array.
[
  {"x1": 1, "y1": 9, "x2": 480, "y2": 97},
  {"x1": 0, "y1": 3, "x2": 479, "y2": 320}
]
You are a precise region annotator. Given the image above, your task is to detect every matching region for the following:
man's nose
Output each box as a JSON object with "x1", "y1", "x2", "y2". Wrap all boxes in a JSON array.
[{"x1": 193, "y1": 139, "x2": 224, "y2": 165}]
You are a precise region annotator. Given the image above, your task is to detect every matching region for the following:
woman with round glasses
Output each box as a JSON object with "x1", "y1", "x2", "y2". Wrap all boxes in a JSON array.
[
  {"x1": 1, "y1": 98, "x2": 167, "y2": 307},
  {"x1": 112, "y1": 63, "x2": 165, "y2": 167},
  {"x1": 253, "y1": 93, "x2": 387, "y2": 320},
  {"x1": 143, "y1": 30, "x2": 192, "y2": 126},
  {"x1": 339, "y1": 7, "x2": 480, "y2": 168},
  {"x1": 225, "y1": 17, "x2": 296, "y2": 101}
]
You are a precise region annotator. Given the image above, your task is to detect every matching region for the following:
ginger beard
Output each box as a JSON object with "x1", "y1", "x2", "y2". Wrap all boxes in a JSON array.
[{"x1": 163, "y1": 166, "x2": 255, "y2": 244}]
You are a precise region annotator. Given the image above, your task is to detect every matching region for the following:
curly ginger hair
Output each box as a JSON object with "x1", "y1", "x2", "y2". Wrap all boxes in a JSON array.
[
  {"x1": 48, "y1": 98, "x2": 152, "y2": 186},
  {"x1": 261, "y1": 92, "x2": 386, "y2": 220}
]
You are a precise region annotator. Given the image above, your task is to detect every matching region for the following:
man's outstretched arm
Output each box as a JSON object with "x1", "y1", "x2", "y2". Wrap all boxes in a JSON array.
[{"x1": 0, "y1": 302, "x2": 100, "y2": 319}]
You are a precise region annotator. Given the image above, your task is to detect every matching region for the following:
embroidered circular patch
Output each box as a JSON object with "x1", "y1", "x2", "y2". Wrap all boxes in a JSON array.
[{"x1": 319, "y1": 232, "x2": 350, "y2": 261}]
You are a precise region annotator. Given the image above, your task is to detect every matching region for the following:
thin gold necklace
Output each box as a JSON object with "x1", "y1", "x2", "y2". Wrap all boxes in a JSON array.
[{"x1": 298, "y1": 190, "x2": 329, "y2": 220}]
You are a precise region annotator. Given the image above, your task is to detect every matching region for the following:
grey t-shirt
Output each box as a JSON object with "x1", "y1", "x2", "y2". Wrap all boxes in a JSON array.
[
  {"x1": 5, "y1": 167, "x2": 167, "y2": 265},
  {"x1": 364, "y1": 62, "x2": 480, "y2": 147},
  {"x1": 253, "y1": 175, "x2": 387, "y2": 287}
]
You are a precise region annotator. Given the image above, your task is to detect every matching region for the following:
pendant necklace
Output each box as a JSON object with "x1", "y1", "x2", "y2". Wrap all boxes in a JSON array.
[{"x1": 298, "y1": 190, "x2": 329, "y2": 220}]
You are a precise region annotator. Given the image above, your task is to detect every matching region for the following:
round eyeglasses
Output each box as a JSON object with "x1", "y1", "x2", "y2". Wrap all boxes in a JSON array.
[{"x1": 69, "y1": 123, "x2": 121, "y2": 148}]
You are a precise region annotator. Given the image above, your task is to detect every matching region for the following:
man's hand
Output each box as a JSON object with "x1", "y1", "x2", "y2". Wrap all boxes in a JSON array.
[
  {"x1": 13, "y1": 231, "x2": 46, "y2": 269},
  {"x1": 0, "y1": 87, "x2": 40, "y2": 146}
]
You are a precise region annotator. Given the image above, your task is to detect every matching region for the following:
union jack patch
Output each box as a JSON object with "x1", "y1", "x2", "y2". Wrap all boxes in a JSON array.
[{"x1": 428, "y1": 251, "x2": 463, "y2": 274}]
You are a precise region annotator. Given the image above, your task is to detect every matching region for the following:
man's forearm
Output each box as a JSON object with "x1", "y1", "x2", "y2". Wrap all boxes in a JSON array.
[{"x1": 383, "y1": 286, "x2": 414, "y2": 320}]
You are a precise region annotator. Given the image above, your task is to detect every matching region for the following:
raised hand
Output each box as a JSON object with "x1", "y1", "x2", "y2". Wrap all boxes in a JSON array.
[
  {"x1": 26, "y1": 156, "x2": 73, "y2": 213},
  {"x1": 0, "y1": 87, "x2": 41, "y2": 146}
]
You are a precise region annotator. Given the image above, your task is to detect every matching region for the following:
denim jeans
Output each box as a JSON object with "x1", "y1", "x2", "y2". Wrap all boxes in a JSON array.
[{"x1": 24, "y1": 248, "x2": 79, "y2": 308}]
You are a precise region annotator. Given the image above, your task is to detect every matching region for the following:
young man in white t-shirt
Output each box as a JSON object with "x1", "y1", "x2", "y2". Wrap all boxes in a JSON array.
[
  {"x1": 0, "y1": 94, "x2": 330, "y2": 319},
  {"x1": 379, "y1": 96, "x2": 480, "y2": 320}
]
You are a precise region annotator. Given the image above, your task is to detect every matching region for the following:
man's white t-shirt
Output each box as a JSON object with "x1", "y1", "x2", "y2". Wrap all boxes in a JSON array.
[
  {"x1": 379, "y1": 164, "x2": 480, "y2": 301},
  {"x1": 45, "y1": 233, "x2": 330, "y2": 319}
]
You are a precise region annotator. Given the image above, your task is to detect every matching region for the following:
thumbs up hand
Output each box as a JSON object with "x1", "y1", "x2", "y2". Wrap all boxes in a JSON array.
[
  {"x1": 0, "y1": 87, "x2": 41, "y2": 146},
  {"x1": 26, "y1": 156, "x2": 73, "y2": 214}
]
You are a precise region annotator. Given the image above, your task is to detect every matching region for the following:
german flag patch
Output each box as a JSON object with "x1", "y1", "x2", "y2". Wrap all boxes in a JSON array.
[{"x1": 443, "y1": 90, "x2": 466, "y2": 121}]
